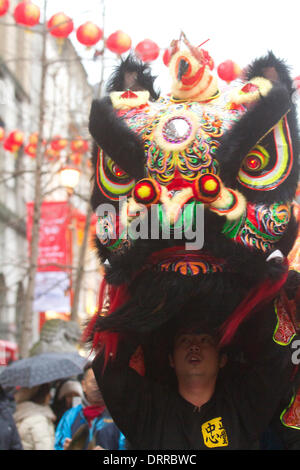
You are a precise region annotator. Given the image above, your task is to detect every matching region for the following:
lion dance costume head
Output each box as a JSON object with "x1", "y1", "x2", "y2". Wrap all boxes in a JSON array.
[{"x1": 84, "y1": 34, "x2": 300, "y2": 428}]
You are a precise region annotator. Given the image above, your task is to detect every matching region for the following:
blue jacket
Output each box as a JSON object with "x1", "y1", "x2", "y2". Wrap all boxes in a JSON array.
[{"x1": 54, "y1": 404, "x2": 126, "y2": 450}]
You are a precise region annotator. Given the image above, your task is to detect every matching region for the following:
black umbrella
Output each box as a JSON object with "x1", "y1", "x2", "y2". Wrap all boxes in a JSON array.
[{"x1": 0, "y1": 352, "x2": 87, "y2": 389}]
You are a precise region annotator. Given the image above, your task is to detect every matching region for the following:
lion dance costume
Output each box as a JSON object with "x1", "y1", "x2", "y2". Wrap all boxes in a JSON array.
[{"x1": 84, "y1": 34, "x2": 300, "y2": 447}]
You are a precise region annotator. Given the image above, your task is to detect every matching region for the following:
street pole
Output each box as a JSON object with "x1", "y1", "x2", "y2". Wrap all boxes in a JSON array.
[
  {"x1": 19, "y1": 0, "x2": 48, "y2": 358},
  {"x1": 70, "y1": 204, "x2": 93, "y2": 323}
]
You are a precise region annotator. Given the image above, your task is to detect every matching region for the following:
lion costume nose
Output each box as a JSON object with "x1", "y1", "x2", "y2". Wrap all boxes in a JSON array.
[
  {"x1": 130, "y1": 176, "x2": 245, "y2": 226},
  {"x1": 132, "y1": 175, "x2": 222, "y2": 207},
  {"x1": 193, "y1": 174, "x2": 221, "y2": 203},
  {"x1": 132, "y1": 178, "x2": 162, "y2": 206}
]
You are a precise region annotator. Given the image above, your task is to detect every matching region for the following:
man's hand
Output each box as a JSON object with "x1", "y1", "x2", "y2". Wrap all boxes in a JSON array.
[
  {"x1": 63, "y1": 438, "x2": 71, "y2": 450},
  {"x1": 92, "y1": 445, "x2": 105, "y2": 450}
]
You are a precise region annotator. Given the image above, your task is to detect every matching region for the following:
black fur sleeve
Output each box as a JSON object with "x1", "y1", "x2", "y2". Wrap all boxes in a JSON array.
[{"x1": 89, "y1": 97, "x2": 145, "y2": 180}]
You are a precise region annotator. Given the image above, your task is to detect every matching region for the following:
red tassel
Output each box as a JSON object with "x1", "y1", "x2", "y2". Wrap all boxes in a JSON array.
[
  {"x1": 89, "y1": 282, "x2": 130, "y2": 367},
  {"x1": 219, "y1": 261, "x2": 289, "y2": 347},
  {"x1": 81, "y1": 278, "x2": 108, "y2": 344}
]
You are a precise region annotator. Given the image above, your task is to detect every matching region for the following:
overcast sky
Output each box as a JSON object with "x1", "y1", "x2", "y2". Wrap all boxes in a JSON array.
[{"x1": 35, "y1": 0, "x2": 300, "y2": 95}]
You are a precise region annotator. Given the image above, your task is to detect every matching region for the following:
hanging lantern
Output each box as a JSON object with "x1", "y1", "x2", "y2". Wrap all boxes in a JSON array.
[
  {"x1": 69, "y1": 152, "x2": 82, "y2": 166},
  {"x1": 14, "y1": 1, "x2": 40, "y2": 27},
  {"x1": 24, "y1": 143, "x2": 37, "y2": 158},
  {"x1": 76, "y1": 22, "x2": 103, "y2": 47},
  {"x1": 50, "y1": 136, "x2": 68, "y2": 151},
  {"x1": 0, "y1": 126, "x2": 5, "y2": 141},
  {"x1": 0, "y1": 0, "x2": 9, "y2": 17},
  {"x1": 3, "y1": 130, "x2": 23, "y2": 153},
  {"x1": 8, "y1": 130, "x2": 24, "y2": 147},
  {"x1": 135, "y1": 39, "x2": 160, "y2": 62},
  {"x1": 45, "y1": 147, "x2": 60, "y2": 161},
  {"x1": 162, "y1": 48, "x2": 172, "y2": 67},
  {"x1": 47, "y1": 12, "x2": 73, "y2": 38},
  {"x1": 294, "y1": 76, "x2": 300, "y2": 94},
  {"x1": 3, "y1": 139, "x2": 18, "y2": 153},
  {"x1": 70, "y1": 137, "x2": 89, "y2": 154},
  {"x1": 29, "y1": 132, "x2": 38, "y2": 145},
  {"x1": 106, "y1": 30, "x2": 132, "y2": 55},
  {"x1": 217, "y1": 60, "x2": 241, "y2": 83}
]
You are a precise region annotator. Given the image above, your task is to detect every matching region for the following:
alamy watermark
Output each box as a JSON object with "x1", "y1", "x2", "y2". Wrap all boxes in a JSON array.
[
  {"x1": 95, "y1": 197, "x2": 205, "y2": 250},
  {"x1": 291, "y1": 340, "x2": 300, "y2": 365}
]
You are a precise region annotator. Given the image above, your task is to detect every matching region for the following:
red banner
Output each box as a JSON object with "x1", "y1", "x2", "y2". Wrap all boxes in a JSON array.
[{"x1": 27, "y1": 201, "x2": 72, "y2": 272}]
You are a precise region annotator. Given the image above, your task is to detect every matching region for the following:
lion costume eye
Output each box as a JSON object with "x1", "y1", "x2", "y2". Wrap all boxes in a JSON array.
[
  {"x1": 107, "y1": 158, "x2": 129, "y2": 179},
  {"x1": 96, "y1": 148, "x2": 135, "y2": 201},
  {"x1": 238, "y1": 116, "x2": 293, "y2": 191},
  {"x1": 242, "y1": 145, "x2": 270, "y2": 173}
]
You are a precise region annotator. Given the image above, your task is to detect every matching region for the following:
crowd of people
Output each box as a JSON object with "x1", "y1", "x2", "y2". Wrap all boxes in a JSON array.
[
  {"x1": 1, "y1": 309, "x2": 300, "y2": 450},
  {"x1": 0, "y1": 361, "x2": 126, "y2": 451}
]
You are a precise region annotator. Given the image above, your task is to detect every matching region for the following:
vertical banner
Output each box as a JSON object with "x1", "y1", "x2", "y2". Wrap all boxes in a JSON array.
[
  {"x1": 27, "y1": 201, "x2": 72, "y2": 312},
  {"x1": 27, "y1": 201, "x2": 72, "y2": 271}
]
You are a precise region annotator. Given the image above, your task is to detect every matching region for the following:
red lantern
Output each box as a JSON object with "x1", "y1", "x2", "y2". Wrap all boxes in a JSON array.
[
  {"x1": 14, "y1": 1, "x2": 40, "y2": 27},
  {"x1": 0, "y1": 0, "x2": 9, "y2": 17},
  {"x1": 70, "y1": 152, "x2": 82, "y2": 166},
  {"x1": 135, "y1": 39, "x2": 160, "y2": 62},
  {"x1": 29, "y1": 132, "x2": 38, "y2": 145},
  {"x1": 162, "y1": 48, "x2": 172, "y2": 67},
  {"x1": 45, "y1": 147, "x2": 60, "y2": 161},
  {"x1": 76, "y1": 22, "x2": 103, "y2": 47},
  {"x1": 47, "y1": 12, "x2": 73, "y2": 38},
  {"x1": 106, "y1": 30, "x2": 132, "y2": 55},
  {"x1": 4, "y1": 139, "x2": 18, "y2": 153},
  {"x1": 217, "y1": 60, "x2": 241, "y2": 83},
  {"x1": 8, "y1": 130, "x2": 24, "y2": 147},
  {"x1": 70, "y1": 137, "x2": 89, "y2": 154},
  {"x1": 294, "y1": 76, "x2": 300, "y2": 93},
  {"x1": 51, "y1": 136, "x2": 68, "y2": 151},
  {"x1": 24, "y1": 143, "x2": 37, "y2": 158},
  {"x1": 3, "y1": 130, "x2": 23, "y2": 153}
]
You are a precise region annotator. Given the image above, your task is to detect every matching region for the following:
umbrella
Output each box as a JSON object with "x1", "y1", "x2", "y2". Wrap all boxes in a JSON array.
[{"x1": 0, "y1": 352, "x2": 87, "y2": 389}]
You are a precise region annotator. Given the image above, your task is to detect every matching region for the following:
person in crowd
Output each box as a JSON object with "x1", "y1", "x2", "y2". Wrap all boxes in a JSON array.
[
  {"x1": 13, "y1": 383, "x2": 56, "y2": 450},
  {"x1": 92, "y1": 303, "x2": 298, "y2": 450},
  {"x1": 54, "y1": 362, "x2": 126, "y2": 450},
  {"x1": 51, "y1": 378, "x2": 83, "y2": 428},
  {"x1": 0, "y1": 385, "x2": 23, "y2": 450}
]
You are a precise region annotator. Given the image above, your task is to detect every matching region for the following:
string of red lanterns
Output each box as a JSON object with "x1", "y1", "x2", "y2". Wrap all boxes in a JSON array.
[
  {"x1": 2, "y1": 2, "x2": 297, "y2": 85},
  {"x1": 0, "y1": 126, "x2": 90, "y2": 164},
  {"x1": 0, "y1": 1, "x2": 160, "y2": 61}
]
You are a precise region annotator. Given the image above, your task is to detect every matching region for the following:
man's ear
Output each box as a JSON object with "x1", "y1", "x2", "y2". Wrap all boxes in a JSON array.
[
  {"x1": 168, "y1": 353, "x2": 175, "y2": 368},
  {"x1": 219, "y1": 353, "x2": 227, "y2": 369}
]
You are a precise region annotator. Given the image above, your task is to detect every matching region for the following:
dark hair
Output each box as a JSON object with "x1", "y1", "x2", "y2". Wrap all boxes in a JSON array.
[{"x1": 31, "y1": 383, "x2": 51, "y2": 405}]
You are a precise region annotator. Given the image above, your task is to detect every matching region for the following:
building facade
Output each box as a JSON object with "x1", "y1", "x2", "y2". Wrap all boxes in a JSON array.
[{"x1": 0, "y1": 5, "x2": 100, "y2": 359}]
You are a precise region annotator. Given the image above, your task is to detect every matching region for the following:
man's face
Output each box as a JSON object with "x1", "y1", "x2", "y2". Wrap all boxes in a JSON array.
[
  {"x1": 169, "y1": 332, "x2": 226, "y2": 382},
  {"x1": 81, "y1": 368, "x2": 105, "y2": 406}
]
